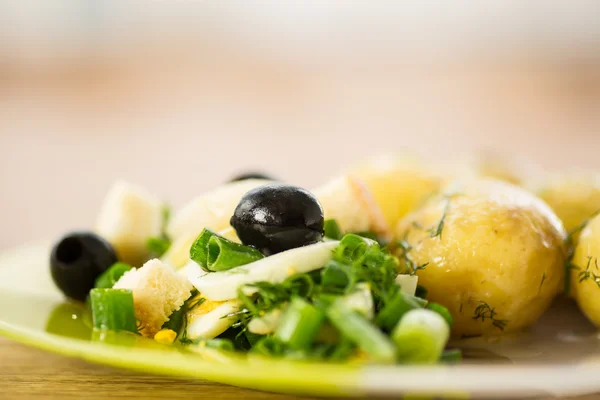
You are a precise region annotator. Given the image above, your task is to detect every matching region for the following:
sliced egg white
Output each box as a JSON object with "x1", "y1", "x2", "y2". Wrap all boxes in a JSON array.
[
  {"x1": 247, "y1": 307, "x2": 284, "y2": 335},
  {"x1": 186, "y1": 299, "x2": 241, "y2": 340},
  {"x1": 340, "y1": 283, "x2": 374, "y2": 319},
  {"x1": 188, "y1": 241, "x2": 339, "y2": 301},
  {"x1": 395, "y1": 274, "x2": 419, "y2": 296},
  {"x1": 167, "y1": 179, "x2": 272, "y2": 241}
]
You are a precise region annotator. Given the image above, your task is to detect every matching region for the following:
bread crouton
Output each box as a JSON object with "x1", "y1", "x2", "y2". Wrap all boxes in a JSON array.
[
  {"x1": 96, "y1": 181, "x2": 163, "y2": 266},
  {"x1": 114, "y1": 258, "x2": 193, "y2": 337}
]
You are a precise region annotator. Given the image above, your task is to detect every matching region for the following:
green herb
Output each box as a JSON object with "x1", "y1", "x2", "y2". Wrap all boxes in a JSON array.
[
  {"x1": 200, "y1": 338, "x2": 235, "y2": 352},
  {"x1": 564, "y1": 209, "x2": 600, "y2": 295},
  {"x1": 429, "y1": 198, "x2": 450, "y2": 239},
  {"x1": 90, "y1": 289, "x2": 138, "y2": 333},
  {"x1": 162, "y1": 305, "x2": 185, "y2": 333},
  {"x1": 472, "y1": 301, "x2": 508, "y2": 331},
  {"x1": 538, "y1": 272, "x2": 547, "y2": 294},
  {"x1": 234, "y1": 273, "x2": 316, "y2": 327},
  {"x1": 320, "y1": 261, "x2": 353, "y2": 294},
  {"x1": 392, "y1": 309, "x2": 450, "y2": 364},
  {"x1": 426, "y1": 302, "x2": 453, "y2": 328},
  {"x1": 274, "y1": 297, "x2": 325, "y2": 350},
  {"x1": 577, "y1": 256, "x2": 600, "y2": 288},
  {"x1": 324, "y1": 219, "x2": 343, "y2": 240},
  {"x1": 178, "y1": 291, "x2": 204, "y2": 344},
  {"x1": 146, "y1": 237, "x2": 171, "y2": 258},
  {"x1": 94, "y1": 262, "x2": 133, "y2": 289},
  {"x1": 440, "y1": 349, "x2": 463, "y2": 364},
  {"x1": 146, "y1": 203, "x2": 172, "y2": 258},
  {"x1": 396, "y1": 239, "x2": 429, "y2": 275},
  {"x1": 190, "y1": 228, "x2": 264, "y2": 271},
  {"x1": 375, "y1": 290, "x2": 426, "y2": 332},
  {"x1": 326, "y1": 298, "x2": 396, "y2": 364}
]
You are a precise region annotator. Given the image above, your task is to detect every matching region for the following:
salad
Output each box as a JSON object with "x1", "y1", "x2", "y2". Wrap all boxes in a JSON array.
[{"x1": 47, "y1": 155, "x2": 600, "y2": 365}]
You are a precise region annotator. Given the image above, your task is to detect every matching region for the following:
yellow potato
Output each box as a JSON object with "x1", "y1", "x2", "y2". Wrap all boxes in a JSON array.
[
  {"x1": 537, "y1": 174, "x2": 600, "y2": 233},
  {"x1": 395, "y1": 178, "x2": 566, "y2": 337},
  {"x1": 351, "y1": 153, "x2": 445, "y2": 229},
  {"x1": 571, "y1": 214, "x2": 600, "y2": 327}
]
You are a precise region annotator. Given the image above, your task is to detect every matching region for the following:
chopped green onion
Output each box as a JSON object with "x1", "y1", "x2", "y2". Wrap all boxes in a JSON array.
[
  {"x1": 320, "y1": 260, "x2": 353, "y2": 293},
  {"x1": 202, "y1": 338, "x2": 235, "y2": 352},
  {"x1": 90, "y1": 289, "x2": 138, "y2": 333},
  {"x1": 324, "y1": 219, "x2": 343, "y2": 240},
  {"x1": 189, "y1": 228, "x2": 216, "y2": 267},
  {"x1": 440, "y1": 349, "x2": 462, "y2": 364},
  {"x1": 328, "y1": 338, "x2": 356, "y2": 361},
  {"x1": 94, "y1": 262, "x2": 133, "y2": 289},
  {"x1": 250, "y1": 336, "x2": 286, "y2": 357},
  {"x1": 146, "y1": 236, "x2": 171, "y2": 258},
  {"x1": 335, "y1": 234, "x2": 379, "y2": 263},
  {"x1": 392, "y1": 309, "x2": 450, "y2": 364},
  {"x1": 426, "y1": 302, "x2": 454, "y2": 328},
  {"x1": 190, "y1": 228, "x2": 264, "y2": 271},
  {"x1": 207, "y1": 235, "x2": 264, "y2": 271},
  {"x1": 375, "y1": 290, "x2": 427, "y2": 332},
  {"x1": 161, "y1": 305, "x2": 185, "y2": 332},
  {"x1": 275, "y1": 297, "x2": 325, "y2": 350},
  {"x1": 244, "y1": 331, "x2": 263, "y2": 347},
  {"x1": 326, "y1": 298, "x2": 396, "y2": 363}
]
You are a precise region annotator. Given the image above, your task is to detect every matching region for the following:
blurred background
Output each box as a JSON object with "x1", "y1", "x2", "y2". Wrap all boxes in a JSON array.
[{"x1": 1, "y1": 1, "x2": 599, "y2": 248}]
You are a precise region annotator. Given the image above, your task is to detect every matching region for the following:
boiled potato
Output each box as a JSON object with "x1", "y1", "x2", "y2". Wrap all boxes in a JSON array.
[
  {"x1": 395, "y1": 178, "x2": 566, "y2": 337},
  {"x1": 571, "y1": 213, "x2": 600, "y2": 327},
  {"x1": 537, "y1": 174, "x2": 600, "y2": 233},
  {"x1": 351, "y1": 153, "x2": 445, "y2": 229}
]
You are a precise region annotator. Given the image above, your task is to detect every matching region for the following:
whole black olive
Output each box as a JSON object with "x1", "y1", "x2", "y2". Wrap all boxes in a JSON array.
[
  {"x1": 230, "y1": 184, "x2": 324, "y2": 255},
  {"x1": 50, "y1": 232, "x2": 118, "y2": 301},
  {"x1": 229, "y1": 172, "x2": 276, "y2": 182}
]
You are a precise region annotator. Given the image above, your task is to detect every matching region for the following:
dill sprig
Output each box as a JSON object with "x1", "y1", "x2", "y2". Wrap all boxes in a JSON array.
[
  {"x1": 472, "y1": 301, "x2": 508, "y2": 331},
  {"x1": 396, "y1": 239, "x2": 429, "y2": 276},
  {"x1": 429, "y1": 198, "x2": 451, "y2": 239},
  {"x1": 577, "y1": 256, "x2": 600, "y2": 288},
  {"x1": 564, "y1": 209, "x2": 600, "y2": 295},
  {"x1": 538, "y1": 272, "x2": 547, "y2": 294}
]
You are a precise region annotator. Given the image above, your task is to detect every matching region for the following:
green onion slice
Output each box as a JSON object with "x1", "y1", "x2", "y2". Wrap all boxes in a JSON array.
[
  {"x1": 190, "y1": 228, "x2": 264, "y2": 271},
  {"x1": 90, "y1": 288, "x2": 138, "y2": 333},
  {"x1": 94, "y1": 262, "x2": 133, "y2": 289}
]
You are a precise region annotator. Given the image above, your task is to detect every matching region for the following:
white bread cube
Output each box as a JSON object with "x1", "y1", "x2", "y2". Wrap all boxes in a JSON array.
[
  {"x1": 96, "y1": 181, "x2": 163, "y2": 266},
  {"x1": 114, "y1": 258, "x2": 193, "y2": 337}
]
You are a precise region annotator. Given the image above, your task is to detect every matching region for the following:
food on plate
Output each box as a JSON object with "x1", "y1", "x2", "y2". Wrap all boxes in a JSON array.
[
  {"x1": 395, "y1": 178, "x2": 566, "y2": 337},
  {"x1": 96, "y1": 181, "x2": 165, "y2": 266},
  {"x1": 230, "y1": 183, "x2": 325, "y2": 255},
  {"x1": 50, "y1": 154, "x2": 600, "y2": 365},
  {"x1": 537, "y1": 173, "x2": 600, "y2": 233},
  {"x1": 351, "y1": 154, "x2": 443, "y2": 229},
  {"x1": 571, "y1": 213, "x2": 600, "y2": 326},
  {"x1": 50, "y1": 232, "x2": 118, "y2": 301},
  {"x1": 229, "y1": 171, "x2": 277, "y2": 182}
]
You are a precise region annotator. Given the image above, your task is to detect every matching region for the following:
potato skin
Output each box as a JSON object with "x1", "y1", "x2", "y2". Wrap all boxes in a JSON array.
[
  {"x1": 395, "y1": 179, "x2": 566, "y2": 337},
  {"x1": 572, "y1": 214, "x2": 600, "y2": 327},
  {"x1": 537, "y1": 174, "x2": 600, "y2": 233}
]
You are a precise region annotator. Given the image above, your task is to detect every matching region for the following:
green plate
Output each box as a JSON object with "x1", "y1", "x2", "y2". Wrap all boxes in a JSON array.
[{"x1": 2, "y1": 242, "x2": 600, "y2": 398}]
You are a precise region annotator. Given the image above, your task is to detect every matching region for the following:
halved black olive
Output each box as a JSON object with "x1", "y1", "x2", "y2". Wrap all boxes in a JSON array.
[
  {"x1": 230, "y1": 184, "x2": 324, "y2": 255},
  {"x1": 50, "y1": 232, "x2": 118, "y2": 301},
  {"x1": 229, "y1": 172, "x2": 276, "y2": 182}
]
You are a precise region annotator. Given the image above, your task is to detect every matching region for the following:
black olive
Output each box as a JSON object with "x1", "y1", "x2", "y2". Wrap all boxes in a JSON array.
[
  {"x1": 50, "y1": 232, "x2": 118, "y2": 301},
  {"x1": 229, "y1": 172, "x2": 276, "y2": 182},
  {"x1": 230, "y1": 184, "x2": 324, "y2": 255}
]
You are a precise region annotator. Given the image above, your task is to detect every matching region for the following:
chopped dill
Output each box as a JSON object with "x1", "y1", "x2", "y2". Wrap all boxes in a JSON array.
[
  {"x1": 564, "y1": 209, "x2": 600, "y2": 295},
  {"x1": 396, "y1": 239, "x2": 429, "y2": 275},
  {"x1": 538, "y1": 272, "x2": 547, "y2": 294},
  {"x1": 429, "y1": 198, "x2": 451, "y2": 239},
  {"x1": 472, "y1": 301, "x2": 508, "y2": 331},
  {"x1": 577, "y1": 257, "x2": 600, "y2": 288}
]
